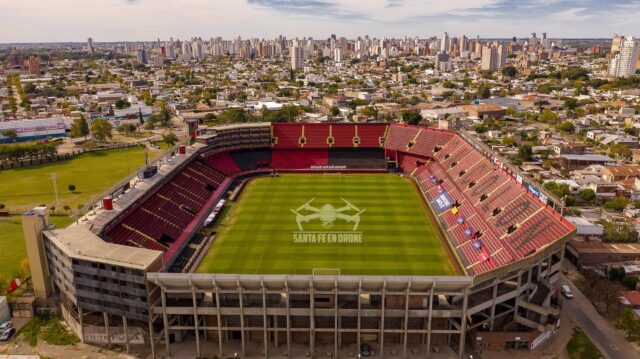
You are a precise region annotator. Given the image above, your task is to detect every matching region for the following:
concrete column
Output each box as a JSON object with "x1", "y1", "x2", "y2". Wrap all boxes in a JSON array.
[
  {"x1": 357, "y1": 280, "x2": 362, "y2": 355},
  {"x1": 458, "y1": 288, "x2": 470, "y2": 359},
  {"x1": 123, "y1": 316, "x2": 130, "y2": 354},
  {"x1": 380, "y1": 281, "x2": 386, "y2": 356},
  {"x1": 238, "y1": 282, "x2": 246, "y2": 358},
  {"x1": 214, "y1": 284, "x2": 223, "y2": 358},
  {"x1": 309, "y1": 279, "x2": 315, "y2": 357},
  {"x1": 148, "y1": 319, "x2": 156, "y2": 359},
  {"x1": 403, "y1": 281, "x2": 411, "y2": 359},
  {"x1": 489, "y1": 278, "x2": 498, "y2": 331},
  {"x1": 426, "y1": 286, "x2": 434, "y2": 357},
  {"x1": 334, "y1": 279, "x2": 338, "y2": 359},
  {"x1": 285, "y1": 281, "x2": 291, "y2": 357},
  {"x1": 262, "y1": 280, "x2": 268, "y2": 358},
  {"x1": 161, "y1": 288, "x2": 171, "y2": 357},
  {"x1": 78, "y1": 306, "x2": 84, "y2": 342},
  {"x1": 192, "y1": 287, "x2": 201, "y2": 358},
  {"x1": 104, "y1": 312, "x2": 111, "y2": 348}
]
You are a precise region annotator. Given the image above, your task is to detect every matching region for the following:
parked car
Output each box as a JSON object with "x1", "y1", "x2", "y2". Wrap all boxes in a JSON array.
[
  {"x1": 0, "y1": 328, "x2": 15, "y2": 341},
  {"x1": 0, "y1": 321, "x2": 11, "y2": 331},
  {"x1": 561, "y1": 285, "x2": 574, "y2": 299},
  {"x1": 360, "y1": 342, "x2": 371, "y2": 357}
]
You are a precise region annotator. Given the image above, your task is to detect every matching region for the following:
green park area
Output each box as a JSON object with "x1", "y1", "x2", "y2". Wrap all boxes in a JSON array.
[{"x1": 0, "y1": 145, "x2": 163, "y2": 280}]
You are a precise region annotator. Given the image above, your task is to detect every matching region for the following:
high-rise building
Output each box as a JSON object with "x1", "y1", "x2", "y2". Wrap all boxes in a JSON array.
[
  {"x1": 333, "y1": 48, "x2": 343, "y2": 63},
  {"x1": 290, "y1": 42, "x2": 304, "y2": 70},
  {"x1": 87, "y1": 37, "x2": 95, "y2": 54},
  {"x1": 136, "y1": 48, "x2": 148, "y2": 64},
  {"x1": 608, "y1": 36, "x2": 638, "y2": 78},
  {"x1": 481, "y1": 45, "x2": 498, "y2": 71},
  {"x1": 441, "y1": 32, "x2": 449, "y2": 52},
  {"x1": 611, "y1": 34, "x2": 624, "y2": 54},
  {"x1": 27, "y1": 56, "x2": 40, "y2": 75}
]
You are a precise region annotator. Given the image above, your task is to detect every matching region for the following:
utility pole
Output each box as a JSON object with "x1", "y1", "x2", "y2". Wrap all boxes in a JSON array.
[{"x1": 50, "y1": 173, "x2": 59, "y2": 208}]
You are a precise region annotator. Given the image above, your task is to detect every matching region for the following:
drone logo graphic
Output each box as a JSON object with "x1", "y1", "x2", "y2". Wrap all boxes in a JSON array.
[{"x1": 290, "y1": 198, "x2": 366, "y2": 231}]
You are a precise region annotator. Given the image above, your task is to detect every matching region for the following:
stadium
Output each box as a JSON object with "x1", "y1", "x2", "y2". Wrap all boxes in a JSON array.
[{"x1": 23, "y1": 122, "x2": 575, "y2": 358}]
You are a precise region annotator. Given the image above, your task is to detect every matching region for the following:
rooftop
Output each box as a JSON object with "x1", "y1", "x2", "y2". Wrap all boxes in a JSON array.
[{"x1": 44, "y1": 225, "x2": 162, "y2": 270}]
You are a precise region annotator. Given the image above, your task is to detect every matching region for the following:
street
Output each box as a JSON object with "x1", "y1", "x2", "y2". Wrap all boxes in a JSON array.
[{"x1": 561, "y1": 275, "x2": 639, "y2": 359}]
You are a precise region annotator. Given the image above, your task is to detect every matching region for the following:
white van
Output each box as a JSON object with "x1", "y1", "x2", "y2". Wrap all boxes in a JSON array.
[{"x1": 561, "y1": 285, "x2": 574, "y2": 299}]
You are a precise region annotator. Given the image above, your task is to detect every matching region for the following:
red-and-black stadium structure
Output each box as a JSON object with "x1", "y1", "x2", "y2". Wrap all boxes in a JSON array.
[{"x1": 37, "y1": 122, "x2": 575, "y2": 358}]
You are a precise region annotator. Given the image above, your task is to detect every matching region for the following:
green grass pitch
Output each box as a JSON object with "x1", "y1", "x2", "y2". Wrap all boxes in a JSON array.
[{"x1": 197, "y1": 174, "x2": 457, "y2": 276}]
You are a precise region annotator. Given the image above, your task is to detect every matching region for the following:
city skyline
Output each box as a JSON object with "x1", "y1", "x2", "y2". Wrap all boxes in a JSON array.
[{"x1": 2, "y1": 0, "x2": 640, "y2": 43}]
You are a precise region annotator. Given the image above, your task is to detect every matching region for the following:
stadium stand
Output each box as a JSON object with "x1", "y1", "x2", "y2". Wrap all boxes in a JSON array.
[
  {"x1": 104, "y1": 160, "x2": 227, "y2": 254},
  {"x1": 328, "y1": 148, "x2": 386, "y2": 169},
  {"x1": 408, "y1": 131, "x2": 574, "y2": 275},
  {"x1": 203, "y1": 152, "x2": 240, "y2": 175},
  {"x1": 229, "y1": 149, "x2": 271, "y2": 171},
  {"x1": 270, "y1": 149, "x2": 329, "y2": 169},
  {"x1": 102, "y1": 122, "x2": 573, "y2": 277}
]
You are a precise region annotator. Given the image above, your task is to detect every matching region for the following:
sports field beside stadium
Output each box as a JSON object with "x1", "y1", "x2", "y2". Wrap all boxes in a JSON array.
[{"x1": 197, "y1": 174, "x2": 457, "y2": 276}]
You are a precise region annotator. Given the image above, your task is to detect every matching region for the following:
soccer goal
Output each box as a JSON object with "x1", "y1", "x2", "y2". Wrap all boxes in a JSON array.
[
  {"x1": 312, "y1": 268, "x2": 341, "y2": 275},
  {"x1": 322, "y1": 172, "x2": 341, "y2": 177}
]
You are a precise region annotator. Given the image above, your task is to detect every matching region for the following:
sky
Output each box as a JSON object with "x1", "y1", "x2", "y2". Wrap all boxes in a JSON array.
[{"x1": 1, "y1": 0, "x2": 639, "y2": 43}]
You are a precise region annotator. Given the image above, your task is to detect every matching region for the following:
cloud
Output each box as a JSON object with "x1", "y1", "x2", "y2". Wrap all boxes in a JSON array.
[
  {"x1": 1, "y1": 0, "x2": 638, "y2": 42},
  {"x1": 246, "y1": 0, "x2": 368, "y2": 20}
]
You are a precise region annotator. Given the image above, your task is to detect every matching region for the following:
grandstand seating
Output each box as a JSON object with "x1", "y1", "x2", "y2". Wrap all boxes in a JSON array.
[
  {"x1": 270, "y1": 149, "x2": 328, "y2": 169},
  {"x1": 330, "y1": 124, "x2": 356, "y2": 147},
  {"x1": 102, "y1": 122, "x2": 573, "y2": 277},
  {"x1": 355, "y1": 124, "x2": 388, "y2": 147},
  {"x1": 272, "y1": 123, "x2": 302, "y2": 148},
  {"x1": 407, "y1": 130, "x2": 574, "y2": 276},
  {"x1": 272, "y1": 123, "x2": 388, "y2": 149},
  {"x1": 203, "y1": 152, "x2": 240, "y2": 175},
  {"x1": 328, "y1": 148, "x2": 386, "y2": 169},
  {"x1": 104, "y1": 160, "x2": 227, "y2": 252},
  {"x1": 229, "y1": 149, "x2": 271, "y2": 171}
]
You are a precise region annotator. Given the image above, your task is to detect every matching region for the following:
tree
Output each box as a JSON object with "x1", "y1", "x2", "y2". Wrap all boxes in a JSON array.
[
  {"x1": 68, "y1": 184, "x2": 76, "y2": 192},
  {"x1": 604, "y1": 196, "x2": 629, "y2": 211},
  {"x1": 117, "y1": 123, "x2": 136, "y2": 134},
  {"x1": 578, "y1": 189, "x2": 596, "y2": 203},
  {"x1": 91, "y1": 119, "x2": 112, "y2": 142},
  {"x1": 70, "y1": 117, "x2": 89, "y2": 138},
  {"x1": 477, "y1": 85, "x2": 491, "y2": 99},
  {"x1": 1, "y1": 129, "x2": 17, "y2": 142},
  {"x1": 115, "y1": 98, "x2": 130, "y2": 109},
  {"x1": 539, "y1": 109, "x2": 559, "y2": 124},
  {"x1": 502, "y1": 66, "x2": 517, "y2": 77},
  {"x1": 610, "y1": 144, "x2": 632, "y2": 159},
  {"x1": 218, "y1": 108, "x2": 255, "y2": 124},
  {"x1": 619, "y1": 308, "x2": 640, "y2": 341},
  {"x1": 162, "y1": 131, "x2": 178, "y2": 146},
  {"x1": 359, "y1": 106, "x2": 377, "y2": 118},
  {"x1": 623, "y1": 276, "x2": 639, "y2": 290},
  {"x1": 330, "y1": 106, "x2": 340, "y2": 117},
  {"x1": 563, "y1": 98, "x2": 579, "y2": 110},
  {"x1": 401, "y1": 110, "x2": 423, "y2": 125},
  {"x1": 609, "y1": 266, "x2": 625, "y2": 281},
  {"x1": 601, "y1": 219, "x2": 636, "y2": 242},
  {"x1": 518, "y1": 144, "x2": 533, "y2": 161},
  {"x1": 557, "y1": 121, "x2": 575, "y2": 134}
]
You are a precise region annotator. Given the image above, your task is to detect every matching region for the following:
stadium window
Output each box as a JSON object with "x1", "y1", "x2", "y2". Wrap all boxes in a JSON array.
[
  {"x1": 444, "y1": 154, "x2": 450, "y2": 159},
  {"x1": 299, "y1": 137, "x2": 306, "y2": 145},
  {"x1": 507, "y1": 224, "x2": 518, "y2": 234},
  {"x1": 407, "y1": 141, "x2": 415, "y2": 148},
  {"x1": 468, "y1": 181, "x2": 476, "y2": 188},
  {"x1": 327, "y1": 137, "x2": 335, "y2": 145},
  {"x1": 433, "y1": 146, "x2": 442, "y2": 153},
  {"x1": 353, "y1": 137, "x2": 360, "y2": 145},
  {"x1": 450, "y1": 161, "x2": 458, "y2": 168},
  {"x1": 480, "y1": 194, "x2": 488, "y2": 202},
  {"x1": 459, "y1": 170, "x2": 466, "y2": 177},
  {"x1": 492, "y1": 207, "x2": 502, "y2": 216}
]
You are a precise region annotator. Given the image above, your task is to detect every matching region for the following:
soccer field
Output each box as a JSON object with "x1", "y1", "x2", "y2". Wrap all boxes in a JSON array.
[{"x1": 197, "y1": 174, "x2": 458, "y2": 276}]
